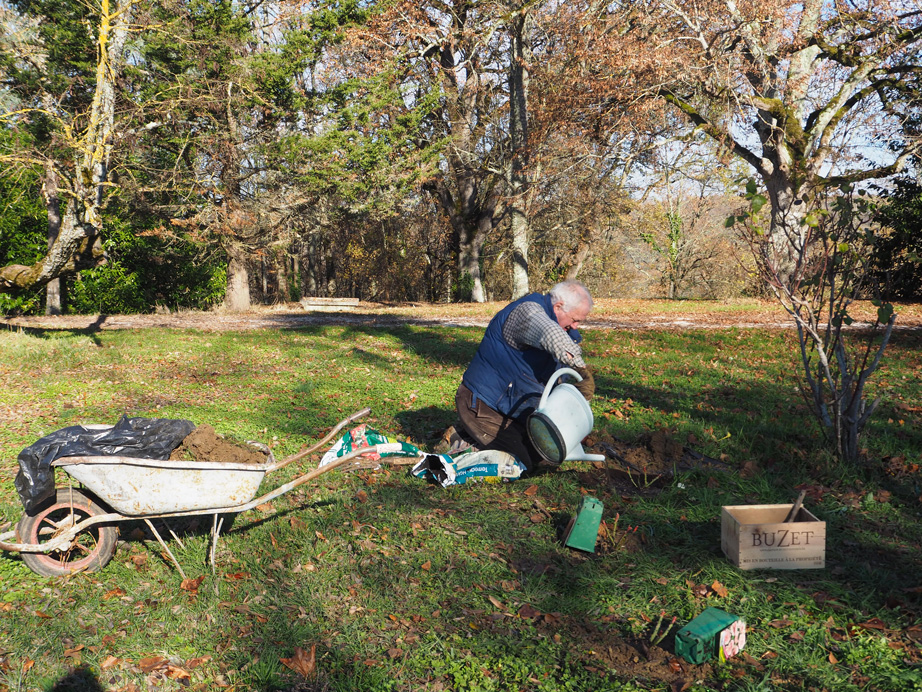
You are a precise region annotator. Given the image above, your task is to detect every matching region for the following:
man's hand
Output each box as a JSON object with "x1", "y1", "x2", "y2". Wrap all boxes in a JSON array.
[{"x1": 573, "y1": 366, "x2": 595, "y2": 401}]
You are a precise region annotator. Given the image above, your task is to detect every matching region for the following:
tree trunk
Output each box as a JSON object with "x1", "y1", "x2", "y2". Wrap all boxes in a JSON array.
[
  {"x1": 565, "y1": 240, "x2": 590, "y2": 281},
  {"x1": 507, "y1": 8, "x2": 531, "y2": 299},
  {"x1": 224, "y1": 247, "x2": 251, "y2": 312},
  {"x1": 303, "y1": 238, "x2": 317, "y2": 297},
  {"x1": 43, "y1": 164, "x2": 63, "y2": 315},
  {"x1": 429, "y1": 181, "x2": 494, "y2": 303},
  {"x1": 276, "y1": 249, "x2": 290, "y2": 302}
]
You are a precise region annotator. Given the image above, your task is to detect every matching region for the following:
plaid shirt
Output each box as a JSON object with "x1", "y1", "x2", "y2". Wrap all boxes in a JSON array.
[{"x1": 502, "y1": 301, "x2": 586, "y2": 369}]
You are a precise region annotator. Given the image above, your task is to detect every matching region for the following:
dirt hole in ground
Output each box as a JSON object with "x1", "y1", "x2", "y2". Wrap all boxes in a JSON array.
[
  {"x1": 577, "y1": 428, "x2": 730, "y2": 493},
  {"x1": 169, "y1": 424, "x2": 268, "y2": 464}
]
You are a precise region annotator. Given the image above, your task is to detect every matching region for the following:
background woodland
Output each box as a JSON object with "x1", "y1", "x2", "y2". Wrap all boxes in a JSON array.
[{"x1": 1, "y1": 0, "x2": 921, "y2": 315}]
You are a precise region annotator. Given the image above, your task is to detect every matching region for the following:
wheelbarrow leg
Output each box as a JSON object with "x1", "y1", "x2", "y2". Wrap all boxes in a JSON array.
[
  {"x1": 144, "y1": 519, "x2": 188, "y2": 580},
  {"x1": 209, "y1": 514, "x2": 224, "y2": 573},
  {"x1": 166, "y1": 524, "x2": 186, "y2": 550}
]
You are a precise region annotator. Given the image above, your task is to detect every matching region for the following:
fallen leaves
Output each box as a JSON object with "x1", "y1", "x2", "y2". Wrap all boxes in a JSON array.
[
  {"x1": 100, "y1": 655, "x2": 121, "y2": 669},
  {"x1": 181, "y1": 575, "x2": 206, "y2": 593},
  {"x1": 710, "y1": 580, "x2": 729, "y2": 598},
  {"x1": 281, "y1": 645, "x2": 316, "y2": 678},
  {"x1": 139, "y1": 656, "x2": 168, "y2": 673}
]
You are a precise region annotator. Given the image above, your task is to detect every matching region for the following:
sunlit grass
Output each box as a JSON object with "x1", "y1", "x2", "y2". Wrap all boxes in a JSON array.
[{"x1": 0, "y1": 323, "x2": 920, "y2": 691}]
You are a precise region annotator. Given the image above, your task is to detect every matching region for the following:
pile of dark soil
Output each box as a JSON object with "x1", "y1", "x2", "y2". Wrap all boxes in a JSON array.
[
  {"x1": 168, "y1": 424, "x2": 267, "y2": 464},
  {"x1": 586, "y1": 429, "x2": 730, "y2": 486}
]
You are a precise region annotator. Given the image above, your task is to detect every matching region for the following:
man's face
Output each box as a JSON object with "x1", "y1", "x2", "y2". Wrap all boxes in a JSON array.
[{"x1": 553, "y1": 301, "x2": 590, "y2": 329}]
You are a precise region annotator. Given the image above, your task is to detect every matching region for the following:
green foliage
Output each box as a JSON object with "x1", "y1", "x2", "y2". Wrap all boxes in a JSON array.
[
  {"x1": 0, "y1": 129, "x2": 47, "y2": 315},
  {"x1": 4, "y1": 0, "x2": 98, "y2": 122},
  {"x1": 870, "y1": 177, "x2": 922, "y2": 301},
  {"x1": 452, "y1": 271, "x2": 475, "y2": 302},
  {"x1": 67, "y1": 216, "x2": 226, "y2": 314}
]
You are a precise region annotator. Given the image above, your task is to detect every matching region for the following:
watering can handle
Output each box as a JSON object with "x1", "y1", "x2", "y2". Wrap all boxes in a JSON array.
[{"x1": 538, "y1": 368, "x2": 583, "y2": 409}]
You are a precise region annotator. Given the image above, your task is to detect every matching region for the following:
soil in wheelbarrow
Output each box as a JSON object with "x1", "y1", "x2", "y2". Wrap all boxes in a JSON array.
[{"x1": 168, "y1": 424, "x2": 268, "y2": 464}]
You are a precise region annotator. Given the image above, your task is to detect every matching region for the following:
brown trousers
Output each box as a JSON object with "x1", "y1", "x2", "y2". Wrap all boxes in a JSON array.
[{"x1": 455, "y1": 383, "x2": 543, "y2": 471}]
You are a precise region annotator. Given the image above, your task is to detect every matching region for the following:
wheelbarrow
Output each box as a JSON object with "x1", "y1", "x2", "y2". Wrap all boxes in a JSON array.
[{"x1": 0, "y1": 408, "x2": 418, "y2": 578}]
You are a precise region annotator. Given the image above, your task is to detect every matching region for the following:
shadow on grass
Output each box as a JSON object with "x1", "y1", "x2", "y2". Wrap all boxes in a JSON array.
[{"x1": 49, "y1": 666, "x2": 105, "y2": 692}]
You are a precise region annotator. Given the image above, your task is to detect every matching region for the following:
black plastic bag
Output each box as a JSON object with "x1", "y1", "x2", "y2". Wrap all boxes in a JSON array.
[{"x1": 15, "y1": 415, "x2": 195, "y2": 513}]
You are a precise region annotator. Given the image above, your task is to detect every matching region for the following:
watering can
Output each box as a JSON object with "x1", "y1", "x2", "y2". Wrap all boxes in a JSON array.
[{"x1": 527, "y1": 368, "x2": 605, "y2": 465}]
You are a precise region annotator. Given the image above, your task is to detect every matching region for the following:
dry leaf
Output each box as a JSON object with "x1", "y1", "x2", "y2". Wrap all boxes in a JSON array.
[
  {"x1": 280, "y1": 645, "x2": 316, "y2": 678},
  {"x1": 181, "y1": 575, "x2": 205, "y2": 592},
  {"x1": 139, "y1": 656, "x2": 169, "y2": 673},
  {"x1": 34, "y1": 610, "x2": 52, "y2": 619},
  {"x1": 420, "y1": 560, "x2": 431, "y2": 571},
  {"x1": 828, "y1": 652, "x2": 839, "y2": 664},
  {"x1": 711, "y1": 580, "x2": 729, "y2": 598},
  {"x1": 488, "y1": 596, "x2": 503, "y2": 609},
  {"x1": 529, "y1": 513, "x2": 545, "y2": 523},
  {"x1": 104, "y1": 588, "x2": 127, "y2": 600},
  {"x1": 100, "y1": 655, "x2": 120, "y2": 669},
  {"x1": 22, "y1": 659, "x2": 34, "y2": 673},
  {"x1": 165, "y1": 665, "x2": 191, "y2": 681},
  {"x1": 256, "y1": 502, "x2": 275, "y2": 513},
  {"x1": 63, "y1": 646, "x2": 84, "y2": 658},
  {"x1": 523, "y1": 484, "x2": 538, "y2": 496},
  {"x1": 518, "y1": 604, "x2": 541, "y2": 619},
  {"x1": 655, "y1": 577, "x2": 668, "y2": 585},
  {"x1": 315, "y1": 531, "x2": 327, "y2": 542},
  {"x1": 387, "y1": 648, "x2": 402, "y2": 659},
  {"x1": 356, "y1": 490, "x2": 369, "y2": 503}
]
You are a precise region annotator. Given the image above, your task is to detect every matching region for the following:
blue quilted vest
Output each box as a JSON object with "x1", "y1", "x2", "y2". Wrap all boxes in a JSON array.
[{"x1": 461, "y1": 293, "x2": 582, "y2": 419}]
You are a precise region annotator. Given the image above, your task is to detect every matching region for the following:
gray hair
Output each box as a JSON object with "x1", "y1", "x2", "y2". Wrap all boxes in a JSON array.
[{"x1": 549, "y1": 280, "x2": 593, "y2": 313}]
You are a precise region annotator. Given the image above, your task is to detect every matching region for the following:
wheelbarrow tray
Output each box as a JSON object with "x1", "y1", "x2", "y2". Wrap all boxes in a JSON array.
[{"x1": 53, "y1": 456, "x2": 270, "y2": 516}]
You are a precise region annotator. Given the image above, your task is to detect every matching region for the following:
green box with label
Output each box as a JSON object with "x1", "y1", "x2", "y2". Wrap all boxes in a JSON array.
[{"x1": 674, "y1": 607, "x2": 740, "y2": 664}]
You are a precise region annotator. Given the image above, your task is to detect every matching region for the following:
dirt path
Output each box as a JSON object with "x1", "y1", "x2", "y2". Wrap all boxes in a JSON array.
[{"x1": 3, "y1": 301, "x2": 921, "y2": 333}]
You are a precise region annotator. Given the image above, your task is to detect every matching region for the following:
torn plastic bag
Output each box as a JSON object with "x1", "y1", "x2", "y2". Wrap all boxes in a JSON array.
[
  {"x1": 15, "y1": 415, "x2": 196, "y2": 513},
  {"x1": 319, "y1": 424, "x2": 421, "y2": 468},
  {"x1": 412, "y1": 449, "x2": 527, "y2": 488}
]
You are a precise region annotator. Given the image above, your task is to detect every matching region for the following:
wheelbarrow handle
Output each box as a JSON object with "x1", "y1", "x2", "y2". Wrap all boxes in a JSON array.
[{"x1": 268, "y1": 407, "x2": 372, "y2": 471}]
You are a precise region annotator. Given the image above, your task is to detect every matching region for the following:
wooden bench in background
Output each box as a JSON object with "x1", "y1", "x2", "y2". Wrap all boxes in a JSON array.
[{"x1": 299, "y1": 297, "x2": 360, "y2": 312}]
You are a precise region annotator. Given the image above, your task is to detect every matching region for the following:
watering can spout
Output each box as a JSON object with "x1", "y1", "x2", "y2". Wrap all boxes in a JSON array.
[{"x1": 528, "y1": 368, "x2": 605, "y2": 464}]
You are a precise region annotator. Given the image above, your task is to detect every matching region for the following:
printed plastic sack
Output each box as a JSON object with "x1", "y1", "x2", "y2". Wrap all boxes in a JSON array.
[
  {"x1": 412, "y1": 449, "x2": 527, "y2": 488},
  {"x1": 15, "y1": 416, "x2": 195, "y2": 512},
  {"x1": 319, "y1": 424, "x2": 421, "y2": 467}
]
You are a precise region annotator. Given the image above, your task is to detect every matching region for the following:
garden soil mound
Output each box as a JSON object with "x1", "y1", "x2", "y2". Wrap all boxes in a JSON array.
[
  {"x1": 586, "y1": 429, "x2": 729, "y2": 485},
  {"x1": 168, "y1": 424, "x2": 267, "y2": 464}
]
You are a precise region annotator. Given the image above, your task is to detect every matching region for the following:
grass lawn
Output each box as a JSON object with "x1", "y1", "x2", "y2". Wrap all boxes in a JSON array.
[{"x1": 0, "y1": 314, "x2": 920, "y2": 692}]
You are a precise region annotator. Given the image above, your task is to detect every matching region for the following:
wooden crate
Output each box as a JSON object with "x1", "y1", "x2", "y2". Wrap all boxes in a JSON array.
[{"x1": 721, "y1": 504, "x2": 825, "y2": 570}]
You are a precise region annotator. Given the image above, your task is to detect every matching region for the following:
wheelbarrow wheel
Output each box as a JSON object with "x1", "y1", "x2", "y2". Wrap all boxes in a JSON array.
[{"x1": 17, "y1": 488, "x2": 118, "y2": 577}]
